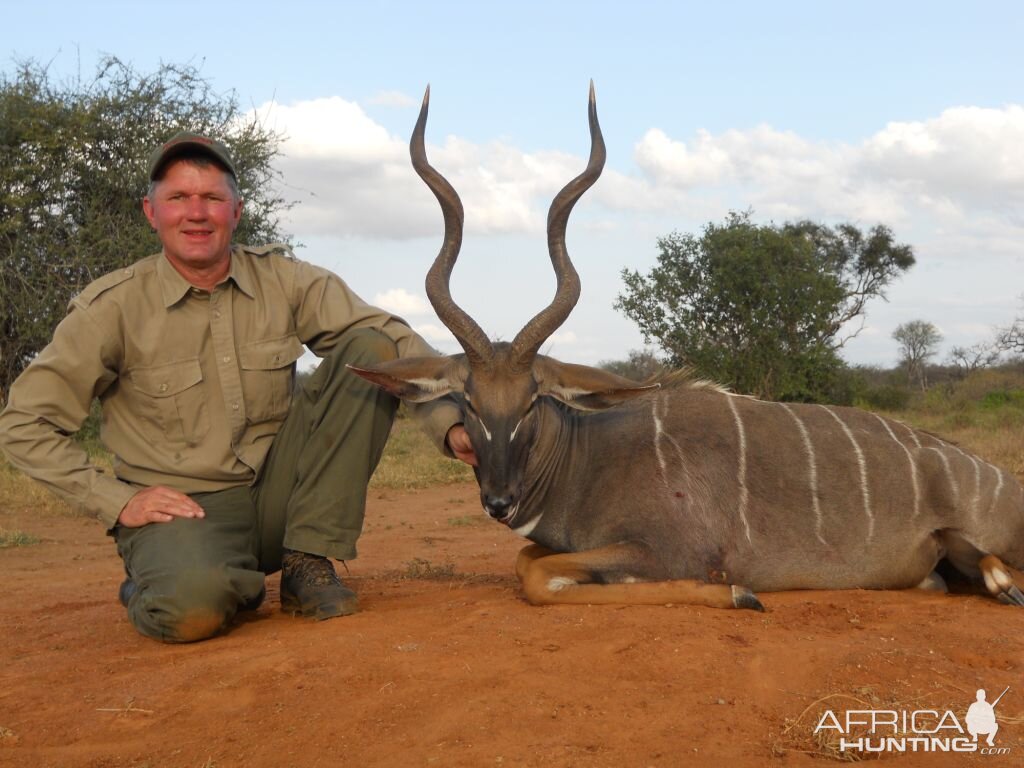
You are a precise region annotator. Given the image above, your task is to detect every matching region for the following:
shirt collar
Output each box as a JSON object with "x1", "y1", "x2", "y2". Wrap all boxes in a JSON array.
[
  {"x1": 227, "y1": 245, "x2": 257, "y2": 300},
  {"x1": 156, "y1": 246, "x2": 256, "y2": 307},
  {"x1": 156, "y1": 252, "x2": 193, "y2": 307}
]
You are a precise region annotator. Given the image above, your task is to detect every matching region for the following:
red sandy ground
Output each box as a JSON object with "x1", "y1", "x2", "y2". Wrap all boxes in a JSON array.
[{"x1": 1, "y1": 482, "x2": 1021, "y2": 768}]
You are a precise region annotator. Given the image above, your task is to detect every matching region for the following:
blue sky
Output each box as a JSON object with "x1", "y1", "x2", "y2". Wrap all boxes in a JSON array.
[{"x1": 6, "y1": 1, "x2": 1024, "y2": 367}]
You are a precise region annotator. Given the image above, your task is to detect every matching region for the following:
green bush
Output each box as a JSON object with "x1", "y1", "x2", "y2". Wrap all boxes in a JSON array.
[
  {"x1": 855, "y1": 385, "x2": 912, "y2": 412},
  {"x1": 979, "y1": 389, "x2": 1024, "y2": 410}
]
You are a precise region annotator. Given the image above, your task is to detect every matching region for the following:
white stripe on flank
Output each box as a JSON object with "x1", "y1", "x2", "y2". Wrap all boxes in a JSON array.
[
  {"x1": 985, "y1": 467, "x2": 1005, "y2": 518},
  {"x1": 651, "y1": 400, "x2": 668, "y2": 476},
  {"x1": 726, "y1": 395, "x2": 753, "y2": 545},
  {"x1": 820, "y1": 406, "x2": 874, "y2": 541},
  {"x1": 968, "y1": 455, "x2": 982, "y2": 519},
  {"x1": 656, "y1": 395, "x2": 692, "y2": 481},
  {"x1": 942, "y1": 441, "x2": 1000, "y2": 518},
  {"x1": 657, "y1": 396, "x2": 687, "y2": 465},
  {"x1": 899, "y1": 421, "x2": 922, "y2": 449},
  {"x1": 780, "y1": 404, "x2": 827, "y2": 545},
  {"x1": 871, "y1": 413, "x2": 921, "y2": 519},
  {"x1": 922, "y1": 446, "x2": 960, "y2": 505}
]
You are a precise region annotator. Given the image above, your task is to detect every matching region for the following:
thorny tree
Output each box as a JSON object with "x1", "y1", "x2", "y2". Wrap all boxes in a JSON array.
[
  {"x1": 996, "y1": 298, "x2": 1024, "y2": 357},
  {"x1": 892, "y1": 320, "x2": 942, "y2": 391},
  {"x1": 0, "y1": 57, "x2": 291, "y2": 401}
]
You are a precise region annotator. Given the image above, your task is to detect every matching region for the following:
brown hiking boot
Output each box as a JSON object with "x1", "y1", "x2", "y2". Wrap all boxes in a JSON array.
[{"x1": 280, "y1": 549, "x2": 359, "y2": 620}]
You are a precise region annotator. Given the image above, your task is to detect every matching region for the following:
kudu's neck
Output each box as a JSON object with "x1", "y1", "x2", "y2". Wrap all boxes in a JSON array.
[{"x1": 520, "y1": 398, "x2": 588, "y2": 512}]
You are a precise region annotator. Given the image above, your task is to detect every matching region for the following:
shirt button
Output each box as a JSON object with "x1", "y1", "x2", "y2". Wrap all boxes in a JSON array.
[
  {"x1": 232, "y1": 402, "x2": 240, "y2": 411},
  {"x1": 223, "y1": 355, "x2": 231, "y2": 363},
  {"x1": 214, "y1": 310, "x2": 222, "y2": 319},
  {"x1": 159, "y1": 383, "x2": 168, "y2": 393}
]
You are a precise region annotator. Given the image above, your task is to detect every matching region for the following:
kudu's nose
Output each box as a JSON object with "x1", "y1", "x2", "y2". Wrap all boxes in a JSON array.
[{"x1": 483, "y1": 495, "x2": 515, "y2": 521}]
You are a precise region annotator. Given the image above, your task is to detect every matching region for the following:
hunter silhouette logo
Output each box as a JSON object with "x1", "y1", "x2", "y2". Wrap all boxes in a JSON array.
[
  {"x1": 814, "y1": 685, "x2": 1011, "y2": 755},
  {"x1": 966, "y1": 687, "x2": 1009, "y2": 748}
]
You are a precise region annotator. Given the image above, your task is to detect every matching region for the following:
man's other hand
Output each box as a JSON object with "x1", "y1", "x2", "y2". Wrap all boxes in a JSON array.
[
  {"x1": 117, "y1": 486, "x2": 206, "y2": 528},
  {"x1": 446, "y1": 424, "x2": 478, "y2": 466}
]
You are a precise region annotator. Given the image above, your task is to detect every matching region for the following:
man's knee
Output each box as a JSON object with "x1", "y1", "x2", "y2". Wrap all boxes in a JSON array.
[
  {"x1": 125, "y1": 567, "x2": 240, "y2": 644},
  {"x1": 304, "y1": 329, "x2": 400, "y2": 402}
]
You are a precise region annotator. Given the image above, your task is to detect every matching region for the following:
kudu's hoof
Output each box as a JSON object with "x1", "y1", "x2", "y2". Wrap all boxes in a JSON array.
[
  {"x1": 731, "y1": 585, "x2": 765, "y2": 612},
  {"x1": 981, "y1": 556, "x2": 1024, "y2": 607},
  {"x1": 996, "y1": 584, "x2": 1024, "y2": 607}
]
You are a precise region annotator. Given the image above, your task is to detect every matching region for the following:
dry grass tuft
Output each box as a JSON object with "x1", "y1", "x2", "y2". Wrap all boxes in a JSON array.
[
  {"x1": 0, "y1": 527, "x2": 41, "y2": 548},
  {"x1": 370, "y1": 417, "x2": 474, "y2": 490},
  {"x1": 398, "y1": 557, "x2": 460, "y2": 581}
]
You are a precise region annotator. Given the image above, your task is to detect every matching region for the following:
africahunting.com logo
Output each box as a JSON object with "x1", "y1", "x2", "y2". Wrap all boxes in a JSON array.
[{"x1": 814, "y1": 686, "x2": 1011, "y2": 755}]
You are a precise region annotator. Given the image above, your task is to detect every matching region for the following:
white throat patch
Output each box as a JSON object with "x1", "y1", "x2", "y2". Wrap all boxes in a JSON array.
[{"x1": 511, "y1": 511, "x2": 543, "y2": 538}]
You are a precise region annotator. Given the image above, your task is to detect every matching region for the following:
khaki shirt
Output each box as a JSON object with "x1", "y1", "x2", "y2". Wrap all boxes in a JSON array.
[{"x1": 0, "y1": 245, "x2": 460, "y2": 528}]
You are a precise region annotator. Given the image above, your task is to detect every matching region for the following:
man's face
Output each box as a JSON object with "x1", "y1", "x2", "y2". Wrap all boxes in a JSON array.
[{"x1": 143, "y1": 160, "x2": 243, "y2": 274}]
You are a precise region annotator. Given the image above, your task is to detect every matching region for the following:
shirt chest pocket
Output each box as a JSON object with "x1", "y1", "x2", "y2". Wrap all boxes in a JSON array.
[
  {"x1": 239, "y1": 334, "x2": 305, "y2": 423},
  {"x1": 130, "y1": 359, "x2": 209, "y2": 445}
]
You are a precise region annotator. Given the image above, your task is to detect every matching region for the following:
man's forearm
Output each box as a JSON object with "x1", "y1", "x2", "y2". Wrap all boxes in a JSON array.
[{"x1": 0, "y1": 405, "x2": 136, "y2": 528}]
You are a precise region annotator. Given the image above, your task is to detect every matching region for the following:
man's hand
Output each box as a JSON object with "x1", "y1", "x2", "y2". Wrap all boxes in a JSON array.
[
  {"x1": 117, "y1": 486, "x2": 206, "y2": 528},
  {"x1": 446, "y1": 424, "x2": 478, "y2": 466}
]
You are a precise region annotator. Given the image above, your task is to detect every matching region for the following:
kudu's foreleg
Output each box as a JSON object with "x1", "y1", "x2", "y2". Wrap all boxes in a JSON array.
[
  {"x1": 516, "y1": 543, "x2": 558, "y2": 583},
  {"x1": 515, "y1": 543, "x2": 764, "y2": 611},
  {"x1": 979, "y1": 555, "x2": 1024, "y2": 606}
]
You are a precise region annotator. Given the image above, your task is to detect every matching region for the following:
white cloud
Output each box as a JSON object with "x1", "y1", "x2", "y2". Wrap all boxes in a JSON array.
[
  {"x1": 633, "y1": 127, "x2": 735, "y2": 187},
  {"x1": 251, "y1": 96, "x2": 586, "y2": 240},
  {"x1": 251, "y1": 96, "x2": 1024, "y2": 240},
  {"x1": 548, "y1": 330, "x2": 578, "y2": 345},
  {"x1": 251, "y1": 97, "x2": 426, "y2": 238},
  {"x1": 257, "y1": 97, "x2": 398, "y2": 161},
  {"x1": 628, "y1": 104, "x2": 1024, "y2": 231},
  {"x1": 862, "y1": 106, "x2": 1024, "y2": 215},
  {"x1": 373, "y1": 288, "x2": 431, "y2": 316},
  {"x1": 411, "y1": 323, "x2": 457, "y2": 348}
]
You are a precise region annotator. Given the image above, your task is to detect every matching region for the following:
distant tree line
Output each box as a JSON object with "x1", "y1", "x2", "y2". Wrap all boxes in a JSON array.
[
  {"x1": 891, "y1": 296, "x2": 1024, "y2": 391},
  {"x1": 609, "y1": 211, "x2": 1023, "y2": 405}
]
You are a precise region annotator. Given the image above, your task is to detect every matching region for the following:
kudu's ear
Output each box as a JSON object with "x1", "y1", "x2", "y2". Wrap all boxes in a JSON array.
[
  {"x1": 347, "y1": 356, "x2": 469, "y2": 403},
  {"x1": 533, "y1": 357, "x2": 660, "y2": 412}
]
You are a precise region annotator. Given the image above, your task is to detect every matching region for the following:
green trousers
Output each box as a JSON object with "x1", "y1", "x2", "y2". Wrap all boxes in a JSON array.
[{"x1": 114, "y1": 329, "x2": 399, "y2": 643}]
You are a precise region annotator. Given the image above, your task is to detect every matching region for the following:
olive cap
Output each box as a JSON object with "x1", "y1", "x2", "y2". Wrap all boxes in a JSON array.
[{"x1": 148, "y1": 131, "x2": 238, "y2": 181}]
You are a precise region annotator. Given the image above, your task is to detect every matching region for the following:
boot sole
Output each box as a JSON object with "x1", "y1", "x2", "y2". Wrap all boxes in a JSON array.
[{"x1": 280, "y1": 593, "x2": 359, "y2": 621}]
